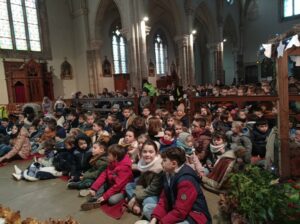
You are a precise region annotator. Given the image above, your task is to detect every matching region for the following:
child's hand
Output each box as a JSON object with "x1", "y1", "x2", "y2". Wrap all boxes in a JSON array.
[
  {"x1": 89, "y1": 189, "x2": 96, "y2": 196},
  {"x1": 79, "y1": 176, "x2": 83, "y2": 180},
  {"x1": 97, "y1": 196, "x2": 105, "y2": 203},
  {"x1": 127, "y1": 197, "x2": 136, "y2": 211}
]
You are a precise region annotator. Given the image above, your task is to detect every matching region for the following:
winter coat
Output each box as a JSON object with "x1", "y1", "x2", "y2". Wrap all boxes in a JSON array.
[
  {"x1": 82, "y1": 154, "x2": 108, "y2": 180},
  {"x1": 193, "y1": 129, "x2": 212, "y2": 152},
  {"x1": 71, "y1": 148, "x2": 92, "y2": 178},
  {"x1": 251, "y1": 126, "x2": 271, "y2": 158},
  {"x1": 134, "y1": 156, "x2": 163, "y2": 203},
  {"x1": 91, "y1": 154, "x2": 133, "y2": 201},
  {"x1": 159, "y1": 138, "x2": 176, "y2": 153},
  {"x1": 226, "y1": 131, "x2": 252, "y2": 163},
  {"x1": 5, "y1": 127, "x2": 31, "y2": 159},
  {"x1": 152, "y1": 164, "x2": 211, "y2": 224},
  {"x1": 52, "y1": 148, "x2": 76, "y2": 174}
]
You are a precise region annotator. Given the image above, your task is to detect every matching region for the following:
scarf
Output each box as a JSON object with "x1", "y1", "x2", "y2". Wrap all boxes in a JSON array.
[
  {"x1": 137, "y1": 155, "x2": 163, "y2": 174},
  {"x1": 210, "y1": 143, "x2": 226, "y2": 154}
]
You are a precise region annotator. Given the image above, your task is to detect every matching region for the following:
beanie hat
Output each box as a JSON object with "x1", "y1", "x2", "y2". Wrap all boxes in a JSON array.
[{"x1": 176, "y1": 132, "x2": 194, "y2": 155}]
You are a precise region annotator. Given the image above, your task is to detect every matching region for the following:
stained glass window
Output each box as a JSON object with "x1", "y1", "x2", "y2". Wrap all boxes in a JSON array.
[
  {"x1": 283, "y1": 0, "x2": 300, "y2": 18},
  {"x1": 0, "y1": 0, "x2": 41, "y2": 51},
  {"x1": 154, "y1": 34, "x2": 168, "y2": 75},
  {"x1": 112, "y1": 28, "x2": 128, "y2": 74}
]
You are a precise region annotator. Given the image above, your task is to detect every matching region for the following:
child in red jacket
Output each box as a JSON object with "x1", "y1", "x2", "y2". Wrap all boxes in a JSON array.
[
  {"x1": 81, "y1": 144, "x2": 133, "y2": 210},
  {"x1": 150, "y1": 147, "x2": 211, "y2": 224}
]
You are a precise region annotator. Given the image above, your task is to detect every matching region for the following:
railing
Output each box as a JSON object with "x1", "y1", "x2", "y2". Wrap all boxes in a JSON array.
[{"x1": 4, "y1": 95, "x2": 300, "y2": 120}]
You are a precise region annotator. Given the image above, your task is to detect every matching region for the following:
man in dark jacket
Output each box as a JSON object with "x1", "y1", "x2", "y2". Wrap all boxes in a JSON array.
[{"x1": 151, "y1": 147, "x2": 211, "y2": 224}]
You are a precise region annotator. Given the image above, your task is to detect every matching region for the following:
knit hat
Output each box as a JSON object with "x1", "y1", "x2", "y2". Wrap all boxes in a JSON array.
[{"x1": 176, "y1": 132, "x2": 194, "y2": 155}]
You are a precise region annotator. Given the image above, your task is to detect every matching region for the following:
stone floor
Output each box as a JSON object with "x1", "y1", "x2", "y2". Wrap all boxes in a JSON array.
[{"x1": 0, "y1": 160, "x2": 219, "y2": 224}]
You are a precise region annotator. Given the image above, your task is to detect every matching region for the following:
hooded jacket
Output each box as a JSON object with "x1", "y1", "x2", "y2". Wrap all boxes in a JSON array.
[
  {"x1": 91, "y1": 154, "x2": 133, "y2": 200},
  {"x1": 152, "y1": 164, "x2": 211, "y2": 224}
]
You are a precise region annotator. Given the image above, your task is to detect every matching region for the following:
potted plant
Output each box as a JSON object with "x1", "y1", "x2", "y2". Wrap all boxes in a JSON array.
[{"x1": 217, "y1": 165, "x2": 300, "y2": 224}]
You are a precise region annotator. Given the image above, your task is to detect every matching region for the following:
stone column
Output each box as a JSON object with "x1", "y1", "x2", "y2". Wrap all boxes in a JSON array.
[
  {"x1": 86, "y1": 40, "x2": 103, "y2": 94},
  {"x1": 175, "y1": 35, "x2": 189, "y2": 88},
  {"x1": 207, "y1": 42, "x2": 224, "y2": 84}
]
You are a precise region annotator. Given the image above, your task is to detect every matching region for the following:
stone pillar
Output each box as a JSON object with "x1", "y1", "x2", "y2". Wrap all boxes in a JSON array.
[
  {"x1": 232, "y1": 47, "x2": 239, "y2": 84},
  {"x1": 124, "y1": 0, "x2": 148, "y2": 90},
  {"x1": 175, "y1": 35, "x2": 189, "y2": 88},
  {"x1": 207, "y1": 42, "x2": 224, "y2": 84},
  {"x1": 86, "y1": 39, "x2": 110, "y2": 94}
]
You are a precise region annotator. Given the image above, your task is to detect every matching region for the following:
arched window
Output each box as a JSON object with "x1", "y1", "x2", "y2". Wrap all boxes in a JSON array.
[
  {"x1": 154, "y1": 34, "x2": 168, "y2": 75},
  {"x1": 0, "y1": 0, "x2": 41, "y2": 51},
  {"x1": 282, "y1": 0, "x2": 300, "y2": 18},
  {"x1": 112, "y1": 27, "x2": 128, "y2": 74}
]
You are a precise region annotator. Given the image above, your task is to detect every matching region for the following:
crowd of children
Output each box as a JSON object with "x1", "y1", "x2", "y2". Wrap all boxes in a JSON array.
[{"x1": 0, "y1": 80, "x2": 299, "y2": 223}]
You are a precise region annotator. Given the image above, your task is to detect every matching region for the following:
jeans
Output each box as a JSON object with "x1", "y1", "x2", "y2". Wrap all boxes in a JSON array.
[
  {"x1": 142, "y1": 196, "x2": 158, "y2": 220},
  {"x1": 95, "y1": 183, "x2": 124, "y2": 205},
  {"x1": 125, "y1": 182, "x2": 136, "y2": 199},
  {"x1": 0, "y1": 144, "x2": 11, "y2": 157}
]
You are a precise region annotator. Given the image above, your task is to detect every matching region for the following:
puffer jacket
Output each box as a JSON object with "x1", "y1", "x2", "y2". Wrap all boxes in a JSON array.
[
  {"x1": 91, "y1": 154, "x2": 133, "y2": 200},
  {"x1": 5, "y1": 127, "x2": 31, "y2": 159}
]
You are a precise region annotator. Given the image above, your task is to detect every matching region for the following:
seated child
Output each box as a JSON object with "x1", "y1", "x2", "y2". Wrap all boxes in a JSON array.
[
  {"x1": 92, "y1": 119, "x2": 111, "y2": 145},
  {"x1": 118, "y1": 127, "x2": 139, "y2": 162},
  {"x1": 150, "y1": 147, "x2": 211, "y2": 224},
  {"x1": 69, "y1": 134, "x2": 92, "y2": 182},
  {"x1": 68, "y1": 141, "x2": 108, "y2": 190},
  {"x1": 81, "y1": 144, "x2": 133, "y2": 210},
  {"x1": 159, "y1": 127, "x2": 176, "y2": 153},
  {"x1": 176, "y1": 132, "x2": 205, "y2": 178},
  {"x1": 52, "y1": 136, "x2": 76, "y2": 176},
  {"x1": 12, "y1": 139, "x2": 62, "y2": 181},
  {"x1": 0, "y1": 124, "x2": 31, "y2": 163},
  {"x1": 126, "y1": 140, "x2": 163, "y2": 220}
]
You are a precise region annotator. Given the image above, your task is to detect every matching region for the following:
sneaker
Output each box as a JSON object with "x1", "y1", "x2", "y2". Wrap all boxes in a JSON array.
[
  {"x1": 12, "y1": 173, "x2": 22, "y2": 181},
  {"x1": 14, "y1": 165, "x2": 22, "y2": 175},
  {"x1": 67, "y1": 182, "x2": 79, "y2": 189},
  {"x1": 79, "y1": 189, "x2": 90, "y2": 197},
  {"x1": 134, "y1": 221, "x2": 149, "y2": 224},
  {"x1": 80, "y1": 201, "x2": 102, "y2": 211}
]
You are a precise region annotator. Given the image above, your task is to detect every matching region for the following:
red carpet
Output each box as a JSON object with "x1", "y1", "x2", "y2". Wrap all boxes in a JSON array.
[
  {"x1": 100, "y1": 199, "x2": 126, "y2": 219},
  {"x1": 59, "y1": 175, "x2": 69, "y2": 181}
]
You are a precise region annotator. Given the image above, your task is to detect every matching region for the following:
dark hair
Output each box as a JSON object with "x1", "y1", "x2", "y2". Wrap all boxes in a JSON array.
[
  {"x1": 112, "y1": 122, "x2": 123, "y2": 132},
  {"x1": 255, "y1": 118, "x2": 268, "y2": 127},
  {"x1": 94, "y1": 119, "x2": 105, "y2": 129},
  {"x1": 108, "y1": 144, "x2": 126, "y2": 161},
  {"x1": 122, "y1": 105, "x2": 133, "y2": 111},
  {"x1": 164, "y1": 127, "x2": 176, "y2": 138},
  {"x1": 93, "y1": 141, "x2": 107, "y2": 152},
  {"x1": 193, "y1": 118, "x2": 206, "y2": 128},
  {"x1": 142, "y1": 140, "x2": 158, "y2": 153},
  {"x1": 126, "y1": 126, "x2": 138, "y2": 139},
  {"x1": 1, "y1": 118, "x2": 9, "y2": 122},
  {"x1": 75, "y1": 133, "x2": 91, "y2": 149},
  {"x1": 212, "y1": 131, "x2": 226, "y2": 143},
  {"x1": 161, "y1": 147, "x2": 186, "y2": 166}
]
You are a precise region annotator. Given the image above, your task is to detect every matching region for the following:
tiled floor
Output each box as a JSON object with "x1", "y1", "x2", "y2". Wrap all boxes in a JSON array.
[{"x1": 0, "y1": 161, "x2": 219, "y2": 224}]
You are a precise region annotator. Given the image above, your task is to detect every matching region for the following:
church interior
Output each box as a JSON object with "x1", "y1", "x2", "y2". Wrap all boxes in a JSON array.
[{"x1": 1, "y1": 0, "x2": 300, "y2": 223}]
